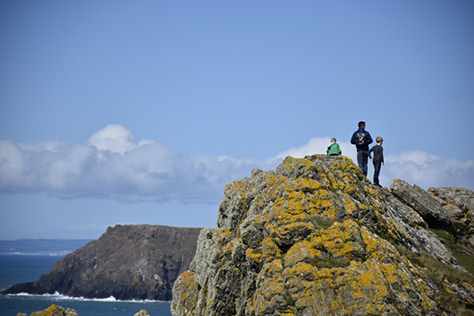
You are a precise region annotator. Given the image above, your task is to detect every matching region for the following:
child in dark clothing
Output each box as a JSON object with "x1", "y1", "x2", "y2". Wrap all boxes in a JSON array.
[{"x1": 369, "y1": 137, "x2": 384, "y2": 187}]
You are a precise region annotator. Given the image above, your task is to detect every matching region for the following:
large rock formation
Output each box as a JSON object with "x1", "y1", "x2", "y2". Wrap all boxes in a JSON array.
[
  {"x1": 3, "y1": 225, "x2": 201, "y2": 301},
  {"x1": 171, "y1": 155, "x2": 474, "y2": 316}
]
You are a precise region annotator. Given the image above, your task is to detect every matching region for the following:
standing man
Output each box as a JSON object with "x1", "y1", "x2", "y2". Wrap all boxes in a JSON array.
[{"x1": 350, "y1": 121, "x2": 373, "y2": 176}]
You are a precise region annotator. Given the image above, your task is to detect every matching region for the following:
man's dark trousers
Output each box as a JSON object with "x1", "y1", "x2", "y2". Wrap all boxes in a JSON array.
[{"x1": 357, "y1": 150, "x2": 369, "y2": 176}]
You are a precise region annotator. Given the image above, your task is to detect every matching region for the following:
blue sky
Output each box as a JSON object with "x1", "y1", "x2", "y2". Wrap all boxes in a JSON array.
[{"x1": 1, "y1": 0, "x2": 473, "y2": 240}]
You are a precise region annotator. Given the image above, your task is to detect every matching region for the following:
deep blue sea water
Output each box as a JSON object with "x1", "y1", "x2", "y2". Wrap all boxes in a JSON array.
[{"x1": 0, "y1": 254, "x2": 172, "y2": 316}]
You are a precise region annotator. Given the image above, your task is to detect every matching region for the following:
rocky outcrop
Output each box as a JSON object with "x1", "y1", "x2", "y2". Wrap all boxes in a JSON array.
[
  {"x1": 17, "y1": 304, "x2": 78, "y2": 316},
  {"x1": 17, "y1": 304, "x2": 148, "y2": 316},
  {"x1": 428, "y1": 186, "x2": 474, "y2": 246},
  {"x1": 391, "y1": 179, "x2": 452, "y2": 229},
  {"x1": 3, "y1": 225, "x2": 201, "y2": 301},
  {"x1": 171, "y1": 155, "x2": 474, "y2": 316}
]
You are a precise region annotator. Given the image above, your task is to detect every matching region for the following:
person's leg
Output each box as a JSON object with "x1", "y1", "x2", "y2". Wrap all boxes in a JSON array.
[
  {"x1": 362, "y1": 151, "x2": 369, "y2": 176},
  {"x1": 357, "y1": 151, "x2": 364, "y2": 174},
  {"x1": 373, "y1": 160, "x2": 381, "y2": 185}
]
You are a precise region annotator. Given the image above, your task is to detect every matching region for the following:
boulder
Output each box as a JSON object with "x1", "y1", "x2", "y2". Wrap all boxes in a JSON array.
[
  {"x1": 429, "y1": 186, "x2": 474, "y2": 248},
  {"x1": 390, "y1": 179, "x2": 451, "y2": 229},
  {"x1": 26, "y1": 304, "x2": 78, "y2": 316},
  {"x1": 17, "y1": 305, "x2": 148, "y2": 316}
]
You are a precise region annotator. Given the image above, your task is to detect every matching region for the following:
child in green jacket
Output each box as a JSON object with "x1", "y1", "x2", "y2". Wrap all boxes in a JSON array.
[{"x1": 327, "y1": 138, "x2": 342, "y2": 156}]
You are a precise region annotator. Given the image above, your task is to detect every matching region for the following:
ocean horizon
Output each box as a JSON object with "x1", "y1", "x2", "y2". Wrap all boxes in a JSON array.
[{"x1": 0, "y1": 253, "x2": 172, "y2": 316}]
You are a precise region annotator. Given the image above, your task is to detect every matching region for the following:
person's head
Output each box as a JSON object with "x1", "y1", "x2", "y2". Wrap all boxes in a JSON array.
[
  {"x1": 331, "y1": 138, "x2": 337, "y2": 143},
  {"x1": 358, "y1": 121, "x2": 366, "y2": 129},
  {"x1": 376, "y1": 136, "x2": 383, "y2": 144}
]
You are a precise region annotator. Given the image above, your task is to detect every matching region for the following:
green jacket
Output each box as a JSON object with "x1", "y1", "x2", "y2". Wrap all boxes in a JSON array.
[{"x1": 327, "y1": 143, "x2": 342, "y2": 156}]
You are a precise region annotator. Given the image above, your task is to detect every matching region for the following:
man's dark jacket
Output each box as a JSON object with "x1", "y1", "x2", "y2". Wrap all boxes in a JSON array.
[{"x1": 350, "y1": 128, "x2": 373, "y2": 151}]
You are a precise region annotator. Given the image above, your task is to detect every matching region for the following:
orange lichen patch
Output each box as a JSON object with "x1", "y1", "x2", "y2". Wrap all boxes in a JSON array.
[
  {"x1": 283, "y1": 262, "x2": 321, "y2": 298},
  {"x1": 293, "y1": 177, "x2": 322, "y2": 192},
  {"x1": 171, "y1": 271, "x2": 199, "y2": 316},
  {"x1": 250, "y1": 260, "x2": 296, "y2": 315},
  {"x1": 214, "y1": 229, "x2": 235, "y2": 257},
  {"x1": 30, "y1": 304, "x2": 60, "y2": 316},
  {"x1": 310, "y1": 220, "x2": 365, "y2": 261},
  {"x1": 358, "y1": 225, "x2": 405, "y2": 264},
  {"x1": 221, "y1": 242, "x2": 233, "y2": 257},
  {"x1": 330, "y1": 159, "x2": 360, "y2": 174},
  {"x1": 281, "y1": 156, "x2": 315, "y2": 172},
  {"x1": 230, "y1": 179, "x2": 250, "y2": 197},
  {"x1": 216, "y1": 228, "x2": 234, "y2": 243},
  {"x1": 284, "y1": 240, "x2": 321, "y2": 267},
  {"x1": 275, "y1": 221, "x2": 313, "y2": 241},
  {"x1": 246, "y1": 247, "x2": 262, "y2": 266},
  {"x1": 261, "y1": 237, "x2": 282, "y2": 260},
  {"x1": 420, "y1": 293, "x2": 437, "y2": 311},
  {"x1": 343, "y1": 196, "x2": 358, "y2": 215},
  {"x1": 349, "y1": 261, "x2": 390, "y2": 300}
]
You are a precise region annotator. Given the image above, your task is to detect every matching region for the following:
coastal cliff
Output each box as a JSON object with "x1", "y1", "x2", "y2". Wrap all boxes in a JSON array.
[
  {"x1": 3, "y1": 225, "x2": 201, "y2": 301},
  {"x1": 171, "y1": 155, "x2": 474, "y2": 316}
]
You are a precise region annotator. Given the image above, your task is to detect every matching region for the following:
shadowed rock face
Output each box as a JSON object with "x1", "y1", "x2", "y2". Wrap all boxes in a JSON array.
[
  {"x1": 429, "y1": 186, "x2": 474, "y2": 245},
  {"x1": 3, "y1": 225, "x2": 201, "y2": 301},
  {"x1": 171, "y1": 155, "x2": 474, "y2": 316},
  {"x1": 391, "y1": 179, "x2": 452, "y2": 229}
]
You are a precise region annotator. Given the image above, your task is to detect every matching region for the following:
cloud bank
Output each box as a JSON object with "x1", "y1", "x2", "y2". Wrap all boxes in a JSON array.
[
  {"x1": 0, "y1": 125, "x2": 270, "y2": 203},
  {"x1": 1, "y1": 125, "x2": 473, "y2": 203}
]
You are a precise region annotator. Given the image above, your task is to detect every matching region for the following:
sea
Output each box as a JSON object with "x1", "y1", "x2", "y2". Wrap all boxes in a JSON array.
[{"x1": 0, "y1": 244, "x2": 172, "y2": 316}]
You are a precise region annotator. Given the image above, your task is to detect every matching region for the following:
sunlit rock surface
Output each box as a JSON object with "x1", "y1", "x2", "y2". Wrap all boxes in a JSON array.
[{"x1": 172, "y1": 155, "x2": 474, "y2": 316}]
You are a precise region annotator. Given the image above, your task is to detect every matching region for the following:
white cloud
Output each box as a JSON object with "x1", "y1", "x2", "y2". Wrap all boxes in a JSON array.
[
  {"x1": 385, "y1": 150, "x2": 440, "y2": 167},
  {"x1": 0, "y1": 127, "x2": 473, "y2": 204},
  {"x1": 87, "y1": 124, "x2": 153, "y2": 155},
  {"x1": 0, "y1": 125, "x2": 272, "y2": 202},
  {"x1": 383, "y1": 151, "x2": 474, "y2": 190}
]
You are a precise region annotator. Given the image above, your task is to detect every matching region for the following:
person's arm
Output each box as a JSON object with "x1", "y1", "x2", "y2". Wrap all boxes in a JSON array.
[
  {"x1": 350, "y1": 132, "x2": 356, "y2": 144},
  {"x1": 366, "y1": 132, "x2": 373, "y2": 145}
]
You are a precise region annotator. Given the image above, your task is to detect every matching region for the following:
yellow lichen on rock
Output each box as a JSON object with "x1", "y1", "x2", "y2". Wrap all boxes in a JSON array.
[
  {"x1": 28, "y1": 304, "x2": 78, "y2": 316},
  {"x1": 171, "y1": 271, "x2": 199, "y2": 316},
  {"x1": 172, "y1": 155, "x2": 471, "y2": 316}
]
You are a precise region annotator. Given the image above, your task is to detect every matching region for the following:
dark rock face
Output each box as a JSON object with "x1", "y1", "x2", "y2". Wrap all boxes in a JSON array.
[{"x1": 2, "y1": 225, "x2": 201, "y2": 301}]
